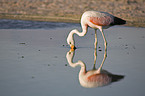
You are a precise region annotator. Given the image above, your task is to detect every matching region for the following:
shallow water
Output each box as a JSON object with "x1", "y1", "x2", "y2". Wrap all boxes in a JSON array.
[
  {"x1": 0, "y1": 19, "x2": 79, "y2": 29},
  {"x1": 0, "y1": 20, "x2": 145, "y2": 96}
]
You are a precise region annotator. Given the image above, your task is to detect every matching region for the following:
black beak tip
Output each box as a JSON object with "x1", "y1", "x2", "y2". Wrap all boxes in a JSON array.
[{"x1": 74, "y1": 46, "x2": 77, "y2": 50}]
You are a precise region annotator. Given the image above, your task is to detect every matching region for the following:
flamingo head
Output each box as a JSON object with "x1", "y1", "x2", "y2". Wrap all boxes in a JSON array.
[{"x1": 67, "y1": 30, "x2": 77, "y2": 50}]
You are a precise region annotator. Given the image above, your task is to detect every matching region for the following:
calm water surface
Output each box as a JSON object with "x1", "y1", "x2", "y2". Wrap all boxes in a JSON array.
[
  {"x1": 0, "y1": 19, "x2": 145, "y2": 96},
  {"x1": 0, "y1": 19, "x2": 79, "y2": 29}
]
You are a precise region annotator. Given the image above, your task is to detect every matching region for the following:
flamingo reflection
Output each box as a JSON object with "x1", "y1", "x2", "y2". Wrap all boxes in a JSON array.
[{"x1": 66, "y1": 49, "x2": 124, "y2": 88}]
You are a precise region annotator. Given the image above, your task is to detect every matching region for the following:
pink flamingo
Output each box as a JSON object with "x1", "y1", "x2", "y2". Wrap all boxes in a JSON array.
[{"x1": 67, "y1": 11, "x2": 126, "y2": 51}]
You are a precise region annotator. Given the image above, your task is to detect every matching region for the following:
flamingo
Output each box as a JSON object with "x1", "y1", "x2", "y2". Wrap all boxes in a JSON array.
[
  {"x1": 66, "y1": 49, "x2": 124, "y2": 88},
  {"x1": 67, "y1": 11, "x2": 126, "y2": 51}
]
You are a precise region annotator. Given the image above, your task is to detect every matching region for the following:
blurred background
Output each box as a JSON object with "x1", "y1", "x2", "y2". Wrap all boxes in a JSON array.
[{"x1": 0, "y1": 0, "x2": 145, "y2": 27}]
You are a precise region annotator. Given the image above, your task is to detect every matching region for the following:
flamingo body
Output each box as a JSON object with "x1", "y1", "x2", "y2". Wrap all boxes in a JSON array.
[
  {"x1": 87, "y1": 73, "x2": 111, "y2": 82},
  {"x1": 81, "y1": 11, "x2": 126, "y2": 29},
  {"x1": 89, "y1": 16, "x2": 113, "y2": 26},
  {"x1": 79, "y1": 70, "x2": 112, "y2": 88}
]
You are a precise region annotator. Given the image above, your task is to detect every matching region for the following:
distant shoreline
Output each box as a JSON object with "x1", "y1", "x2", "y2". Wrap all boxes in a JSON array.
[
  {"x1": 0, "y1": 0, "x2": 145, "y2": 27},
  {"x1": 0, "y1": 14, "x2": 79, "y2": 23},
  {"x1": 1, "y1": 14, "x2": 145, "y2": 28}
]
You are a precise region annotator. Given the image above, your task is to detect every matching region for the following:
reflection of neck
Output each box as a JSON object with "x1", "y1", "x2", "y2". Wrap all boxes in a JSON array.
[{"x1": 66, "y1": 50, "x2": 86, "y2": 76}]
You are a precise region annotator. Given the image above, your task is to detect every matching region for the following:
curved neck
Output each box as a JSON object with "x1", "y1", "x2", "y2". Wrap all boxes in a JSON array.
[
  {"x1": 66, "y1": 50, "x2": 86, "y2": 75},
  {"x1": 67, "y1": 25, "x2": 88, "y2": 46},
  {"x1": 72, "y1": 25, "x2": 88, "y2": 36}
]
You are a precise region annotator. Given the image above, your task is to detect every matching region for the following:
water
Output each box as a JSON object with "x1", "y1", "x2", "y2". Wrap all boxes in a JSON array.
[
  {"x1": 0, "y1": 19, "x2": 79, "y2": 29},
  {"x1": 0, "y1": 19, "x2": 145, "y2": 96}
]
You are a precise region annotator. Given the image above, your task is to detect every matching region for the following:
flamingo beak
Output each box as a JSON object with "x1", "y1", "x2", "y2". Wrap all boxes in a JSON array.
[{"x1": 71, "y1": 45, "x2": 76, "y2": 50}]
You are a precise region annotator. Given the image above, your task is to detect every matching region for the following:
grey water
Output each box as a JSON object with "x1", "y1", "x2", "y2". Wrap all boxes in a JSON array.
[
  {"x1": 0, "y1": 19, "x2": 79, "y2": 29},
  {"x1": 0, "y1": 19, "x2": 145, "y2": 96}
]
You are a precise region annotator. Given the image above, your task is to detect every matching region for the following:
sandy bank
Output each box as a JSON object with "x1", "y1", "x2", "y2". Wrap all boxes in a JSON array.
[{"x1": 0, "y1": 0, "x2": 145, "y2": 27}]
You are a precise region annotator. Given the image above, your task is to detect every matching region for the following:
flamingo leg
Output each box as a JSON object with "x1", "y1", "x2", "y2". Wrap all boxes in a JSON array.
[
  {"x1": 93, "y1": 29, "x2": 97, "y2": 69},
  {"x1": 94, "y1": 29, "x2": 98, "y2": 50},
  {"x1": 98, "y1": 28, "x2": 107, "y2": 72}
]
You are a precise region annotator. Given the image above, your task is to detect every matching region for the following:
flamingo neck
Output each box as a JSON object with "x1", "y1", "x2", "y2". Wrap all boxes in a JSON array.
[
  {"x1": 67, "y1": 57, "x2": 86, "y2": 72},
  {"x1": 66, "y1": 51, "x2": 86, "y2": 75},
  {"x1": 72, "y1": 25, "x2": 88, "y2": 36},
  {"x1": 68, "y1": 25, "x2": 88, "y2": 46}
]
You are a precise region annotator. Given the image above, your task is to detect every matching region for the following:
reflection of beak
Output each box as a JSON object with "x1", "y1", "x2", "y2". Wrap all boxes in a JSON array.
[{"x1": 71, "y1": 45, "x2": 76, "y2": 50}]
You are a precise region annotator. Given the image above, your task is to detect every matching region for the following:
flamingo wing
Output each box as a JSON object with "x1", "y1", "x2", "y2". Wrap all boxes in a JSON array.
[
  {"x1": 89, "y1": 16, "x2": 114, "y2": 26},
  {"x1": 87, "y1": 74, "x2": 111, "y2": 83}
]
